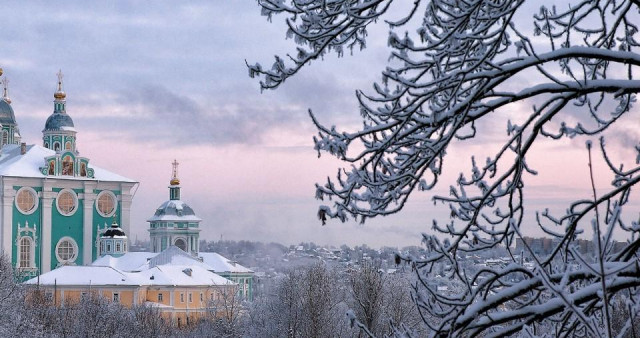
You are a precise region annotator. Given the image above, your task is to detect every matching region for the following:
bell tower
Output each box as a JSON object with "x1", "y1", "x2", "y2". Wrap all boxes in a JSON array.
[
  {"x1": 148, "y1": 161, "x2": 202, "y2": 256},
  {"x1": 43, "y1": 70, "x2": 77, "y2": 152}
]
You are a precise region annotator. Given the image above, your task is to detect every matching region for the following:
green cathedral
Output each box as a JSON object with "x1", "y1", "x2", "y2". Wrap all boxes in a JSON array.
[{"x1": 0, "y1": 70, "x2": 137, "y2": 279}]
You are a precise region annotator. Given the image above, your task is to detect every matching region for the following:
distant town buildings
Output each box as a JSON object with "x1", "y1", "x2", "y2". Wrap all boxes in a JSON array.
[{"x1": 515, "y1": 236, "x2": 626, "y2": 256}]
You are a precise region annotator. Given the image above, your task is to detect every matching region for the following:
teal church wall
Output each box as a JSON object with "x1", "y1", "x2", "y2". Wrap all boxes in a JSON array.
[
  {"x1": 12, "y1": 186, "x2": 42, "y2": 278},
  {"x1": 50, "y1": 188, "x2": 84, "y2": 270}
]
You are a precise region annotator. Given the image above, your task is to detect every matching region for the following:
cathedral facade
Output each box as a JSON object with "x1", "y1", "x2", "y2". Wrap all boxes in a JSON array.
[{"x1": 0, "y1": 70, "x2": 137, "y2": 278}]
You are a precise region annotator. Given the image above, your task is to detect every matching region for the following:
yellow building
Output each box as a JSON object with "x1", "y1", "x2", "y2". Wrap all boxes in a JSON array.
[{"x1": 25, "y1": 246, "x2": 236, "y2": 327}]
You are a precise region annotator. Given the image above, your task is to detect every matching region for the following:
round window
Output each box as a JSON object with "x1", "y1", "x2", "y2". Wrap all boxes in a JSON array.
[
  {"x1": 55, "y1": 237, "x2": 78, "y2": 263},
  {"x1": 96, "y1": 191, "x2": 116, "y2": 217},
  {"x1": 56, "y1": 189, "x2": 78, "y2": 216},
  {"x1": 15, "y1": 187, "x2": 38, "y2": 215}
]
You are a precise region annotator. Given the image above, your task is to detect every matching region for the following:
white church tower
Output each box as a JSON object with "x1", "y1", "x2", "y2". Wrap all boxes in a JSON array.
[{"x1": 147, "y1": 160, "x2": 201, "y2": 256}]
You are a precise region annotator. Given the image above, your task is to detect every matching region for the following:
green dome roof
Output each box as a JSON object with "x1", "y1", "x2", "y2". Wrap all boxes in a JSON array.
[
  {"x1": 44, "y1": 111, "x2": 75, "y2": 132},
  {"x1": 0, "y1": 99, "x2": 16, "y2": 126}
]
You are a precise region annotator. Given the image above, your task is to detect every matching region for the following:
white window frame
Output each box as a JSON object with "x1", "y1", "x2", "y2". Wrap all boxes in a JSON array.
[
  {"x1": 113, "y1": 293, "x2": 120, "y2": 303},
  {"x1": 55, "y1": 189, "x2": 78, "y2": 216},
  {"x1": 55, "y1": 236, "x2": 78, "y2": 264},
  {"x1": 15, "y1": 187, "x2": 39, "y2": 215},
  {"x1": 95, "y1": 190, "x2": 117, "y2": 217},
  {"x1": 18, "y1": 236, "x2": 35, "y2": 268}
]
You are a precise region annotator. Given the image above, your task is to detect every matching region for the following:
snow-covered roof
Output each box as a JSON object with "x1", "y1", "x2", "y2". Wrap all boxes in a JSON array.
[
  {"x1": 24, "y1": 264, "x2": 234, "y2": 287},
  {"x1": 148, "y1": 246, "x2": 207, "y2": 269},
  {"x1": 138, "y1": 265, "x2": 234, "y2": 287},
  {"x1": 92, "y1": 249, "x2": 253, "y2": 274},
  {"x1": 24, "y1": 265, "x2": 137, "y2": 286},
  {"x1": 29, "y1": 250, "x2": 237, "y2": 288},
  {"x1": 200, "y1": 252, "x2": 253, "y2": 274},
  {"x1": 0, "y1": 144, "x2": 136, "y2": 183},
  {"x1": 147, "y1": 199, "x2": 202, "y2": 222},
  {"x1": 92, "y1": 252, "x2": 155, "y2": 271}
]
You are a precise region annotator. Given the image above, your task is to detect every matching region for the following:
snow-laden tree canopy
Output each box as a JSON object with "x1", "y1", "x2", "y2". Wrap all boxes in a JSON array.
[{"x1": 249, "y1": 0, "x2": 640, "y2": 336}]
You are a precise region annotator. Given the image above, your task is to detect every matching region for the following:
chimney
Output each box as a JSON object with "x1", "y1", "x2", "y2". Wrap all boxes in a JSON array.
[{"x1": 20, "y1": 142, "x2": 26, "y2": 155}]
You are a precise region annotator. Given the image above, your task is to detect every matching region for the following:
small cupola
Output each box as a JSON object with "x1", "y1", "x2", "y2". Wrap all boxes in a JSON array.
[{"x1": 99, "y1": 217, "x2": 128, "y2": 257}]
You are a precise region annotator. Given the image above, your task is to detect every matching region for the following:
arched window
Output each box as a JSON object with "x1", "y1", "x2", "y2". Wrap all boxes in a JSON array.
[
  {"x1": 48, "y1": 161, "x2": 55, "y2": 175},
  {"x1": 174, "y1": 238, "x2": 187, "y2": 252},
  {"x1": 53, "y1": 142, "x2": 60, "y2": 151},
  {"x1": 80, "y1": 163, "x2": 87, "y2": 177},
  {"x1": 116, "y1": 242, "x2": 121, "y2": 252},
  {"x1": 62, "y1": 155, "x2": 73, "y2": 176},
  {"x1": 19, "y1": 237, "x2": 33, "y2": 268},
  {"x1": 64, "y1": 141, "x2": 72, "y2": 150}
]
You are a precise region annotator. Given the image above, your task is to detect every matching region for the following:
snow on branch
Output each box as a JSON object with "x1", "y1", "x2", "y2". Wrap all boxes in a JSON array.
[{"x1": 250, "y1": 0, "x2": 640, "y2": 336}]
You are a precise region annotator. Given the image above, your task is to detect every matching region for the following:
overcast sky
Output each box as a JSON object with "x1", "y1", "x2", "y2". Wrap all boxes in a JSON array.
[{"x1": 0, "y1": 1, "x2": 637, "y2": 248}]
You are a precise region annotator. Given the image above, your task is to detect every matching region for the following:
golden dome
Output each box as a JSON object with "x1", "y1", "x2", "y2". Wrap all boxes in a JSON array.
[
  {"x1": 169, "y1": 160, "x2": 180, "y2": 185},
  {"x1": 54, "y1": 70, "x2": 66, "y2": 100},
  {"x1": 0, "y1": 68, "x2": 3, "y2": 76}
]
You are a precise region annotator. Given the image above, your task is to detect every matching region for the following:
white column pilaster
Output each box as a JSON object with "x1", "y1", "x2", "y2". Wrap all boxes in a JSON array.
[
  {"x1": 120, "y1": 183, "x2": 134, "y2": 247},
  {"x1": 1, "y1": 178, "x2": 16, "y2": 262},
  {"x1": 41, "y1": 182, "x2": 55, "y2": 273},
  {"x1": 83, "y1": 182, "x2": 96, "y2": 265}
]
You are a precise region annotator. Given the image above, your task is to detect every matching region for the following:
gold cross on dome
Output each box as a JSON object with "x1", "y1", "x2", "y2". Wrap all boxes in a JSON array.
[
  {"x1": 172, "y1": 159, "x2": 179, "y2": 180},
  {"x1": 56, "y1": 69, "x2": 64, "y2": 90},
  {"x1": 2, "y1": 77, "x2": 8, "y2": 97}
]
